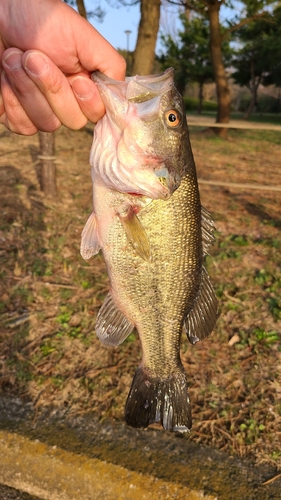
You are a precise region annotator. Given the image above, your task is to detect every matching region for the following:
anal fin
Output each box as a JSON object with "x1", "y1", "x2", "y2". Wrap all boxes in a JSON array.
[
  {"x1": 96, "y1": 291, "x2": 134, "y2": 346},
  {"x1": 184, "y1": 266, "x2": 218, "y2": 344}
]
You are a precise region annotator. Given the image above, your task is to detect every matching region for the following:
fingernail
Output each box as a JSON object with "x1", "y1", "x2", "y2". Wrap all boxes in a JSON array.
[
  {"x1": 71, "y1": 76, "x2": 93, "y2": 100},
  {"x1": 3, "y1": 51, "x2": 22, "y2": 70},
  {"x1": 24, "y1": 52, "x2": 48, "y2": 77}
]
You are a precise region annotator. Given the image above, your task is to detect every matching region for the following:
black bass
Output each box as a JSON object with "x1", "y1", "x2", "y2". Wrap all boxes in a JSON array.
[{"x1": 81, "y1": 69, "x2": 218, "y2": 432}]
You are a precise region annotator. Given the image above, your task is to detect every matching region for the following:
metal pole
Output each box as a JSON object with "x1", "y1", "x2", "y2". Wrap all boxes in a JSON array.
[
  {"x1": 124, "y1": 29, "x2": 132, "y2": 53},
  {"x1": 124, "y1": 30, "x2": 132, "y2": 75}
]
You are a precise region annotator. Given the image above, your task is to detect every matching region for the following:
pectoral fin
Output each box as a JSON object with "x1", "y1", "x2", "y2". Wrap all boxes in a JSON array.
[
  {"x1": 184, "y1": 267, "x2": 218, "y2": 344},
  {"x1": 96, "y1": 291, "x2": 134, "y2": 346},
  {"x1": 80, "y1": 212, "x2": 101, "y2": 260},
  {"x1": 117, "y1": 206, "x2": 150, "y2": 262}
]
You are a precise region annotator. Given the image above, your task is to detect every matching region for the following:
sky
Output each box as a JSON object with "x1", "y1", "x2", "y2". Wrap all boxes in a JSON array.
[
  {"x1": 82, "y1": 0, "x2": 238, "y2": 54},
  {"x1": 84, "y1": 0, "x2": 181, "y2": 55}
]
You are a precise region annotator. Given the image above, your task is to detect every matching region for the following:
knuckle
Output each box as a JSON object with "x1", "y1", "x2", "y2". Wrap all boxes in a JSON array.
[{"x1": 39, "y1": 117, "x2": 61, "y2": 132}]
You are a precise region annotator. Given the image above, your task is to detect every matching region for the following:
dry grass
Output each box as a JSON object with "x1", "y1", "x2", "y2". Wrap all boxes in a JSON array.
[{"x1": 0, "y1": 124, "x2": 280, "y2": 469}]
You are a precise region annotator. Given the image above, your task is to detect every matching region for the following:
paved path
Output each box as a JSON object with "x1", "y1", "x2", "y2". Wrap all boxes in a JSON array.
[{"x1": 186, "y1": 114, "x2": 281, "y2": 131}]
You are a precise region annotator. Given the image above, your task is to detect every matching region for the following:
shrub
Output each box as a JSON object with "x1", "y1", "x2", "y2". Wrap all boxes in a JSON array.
[{"x1": 183, "y1": 97, "x2": 218, "y2": 112}]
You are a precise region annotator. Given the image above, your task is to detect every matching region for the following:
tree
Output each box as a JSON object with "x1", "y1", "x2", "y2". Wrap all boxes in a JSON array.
[
  {"x1": 113, "y1": 0, "x2": 161, "y2": 75},
  {"x1": 38, "y1": 132, "x2": 57, "y2": 197},
  {"x1": 254, "y1": 5, "x2": 281, "y2": 110},
  {"x1": 232, "y1": 6, "x2": 281, "y2": 117},
  {"x1": 38, "y1": 0, "x2": 92, "y2": 198},
  {"x1": 166, "y1": 0, "x2": 277, "y2": 129},
  {"x1": 76, "y1": 0, "x2": 87, "y2": 18},
  {"x1": 132, "y1": 0, "x2": 161, "y2": 75},
  {"x1": 161, "y1": 14, "x2": 215, "y2": 113},
  {"x1": 64, "y1": 0, "x2": 105, "y2": 21}
]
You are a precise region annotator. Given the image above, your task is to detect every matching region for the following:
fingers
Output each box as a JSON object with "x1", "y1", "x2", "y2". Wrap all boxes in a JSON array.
[
  {"x1": 68, "y1": 74, "x2": 105, "y2": 124},
  {"x1": 2, "y1": 48, "x2": 106, "y2": 132},
  {"x1": 23, "y1": 50, "x2": 103, "y2": 127},
  {"x1": 2, "y1": 48, "x2": 61, "y2": 133},
  {"x1": 0, "y1": 70, "x2": 38, "y2": 135}
]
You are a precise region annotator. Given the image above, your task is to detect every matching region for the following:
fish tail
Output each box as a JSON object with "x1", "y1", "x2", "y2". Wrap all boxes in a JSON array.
[{"x1": 125, "y1": 366, "x2": 191, "y2": 432}]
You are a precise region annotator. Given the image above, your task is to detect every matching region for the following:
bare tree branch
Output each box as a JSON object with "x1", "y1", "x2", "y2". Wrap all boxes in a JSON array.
[{"x1": 222, "y1": 12, "x2": 267, "y2": 39}]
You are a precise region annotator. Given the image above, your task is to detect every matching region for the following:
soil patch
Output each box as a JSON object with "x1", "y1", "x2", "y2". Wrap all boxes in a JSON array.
[{"x1": 0, "y1": 124, "x2": 280, "y2": 472}]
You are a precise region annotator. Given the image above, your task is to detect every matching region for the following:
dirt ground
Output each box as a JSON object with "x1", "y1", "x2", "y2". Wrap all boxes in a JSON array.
[{"x1": 0, "y1": 122, "x2": 280, "y2": 471}]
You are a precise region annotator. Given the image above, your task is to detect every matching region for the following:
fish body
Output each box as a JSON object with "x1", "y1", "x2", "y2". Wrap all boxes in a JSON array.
[{"x1": 81, "y1": 69, "x2": 218, "y2": 431}]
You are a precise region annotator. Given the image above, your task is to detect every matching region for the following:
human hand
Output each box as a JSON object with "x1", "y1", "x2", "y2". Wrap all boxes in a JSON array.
[{"x1": 0, "y1": 0, "x2": 126, "y2": 135}]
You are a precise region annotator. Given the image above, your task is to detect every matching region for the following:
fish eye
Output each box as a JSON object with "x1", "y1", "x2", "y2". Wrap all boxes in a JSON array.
[{"x1": 165, "y1": 109, "x2": 181, "y2": 128}]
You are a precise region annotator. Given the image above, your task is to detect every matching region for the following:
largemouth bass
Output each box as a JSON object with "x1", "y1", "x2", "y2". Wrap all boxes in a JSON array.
[{"x1": 81, "y1": 69, "x2": 218, "y2": 432}]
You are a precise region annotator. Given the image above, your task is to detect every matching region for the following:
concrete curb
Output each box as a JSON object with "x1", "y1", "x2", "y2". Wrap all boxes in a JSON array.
[
  {"x1": 0, "y1": 398, "x2": 280, "y2": 500},
  {"x1": 0, "y1": 430, "x2": 213, "y2": 500}
]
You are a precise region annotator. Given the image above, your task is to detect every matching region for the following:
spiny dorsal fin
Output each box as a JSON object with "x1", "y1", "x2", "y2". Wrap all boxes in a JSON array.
[
  {"x1": 184, "y1": 266, "x2": 218, "y2": 345},
  {"x1": 117, "y1": 206, "x2": 151, "y2": 262},
  {"x1": 80, "y1": 212, "x2": 101, "y2": 260},
  {"x1": 96, "y1": 291, "x2": 134, "y2": 346},
  {"x1": 201, "y1": 205, "x2": 216, "y2": 256}
]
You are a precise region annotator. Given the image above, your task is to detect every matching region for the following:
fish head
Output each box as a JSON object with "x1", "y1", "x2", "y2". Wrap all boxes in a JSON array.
[{"x1": 91, "y1": 69, "x2": 192, "y2": 200}]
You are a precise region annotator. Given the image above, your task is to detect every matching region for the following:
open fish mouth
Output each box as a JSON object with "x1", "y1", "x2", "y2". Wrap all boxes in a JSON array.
[{"x1": 92, "y1": 68, "x2": 175, "y2": 104}]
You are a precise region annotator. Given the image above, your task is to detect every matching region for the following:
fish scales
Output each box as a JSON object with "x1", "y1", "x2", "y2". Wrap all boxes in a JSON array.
[
  {"x1": 104, "y1": 175, "x2": 201, "y2": 375},
  {"x1": 81, "y1": 68, "x2": 218, "y2": 432}
]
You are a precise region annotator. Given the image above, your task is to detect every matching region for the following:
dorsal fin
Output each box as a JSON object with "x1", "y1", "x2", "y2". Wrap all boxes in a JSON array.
[
  {"x1": 96, "y1": 291, "x2": 134, "y2": 346},
  {"x1": 201, "y1": 205, "x2": 216, "y2": 256},
  {"x1": 184, "y1": 267, "x2": 218, "y2": 345}
]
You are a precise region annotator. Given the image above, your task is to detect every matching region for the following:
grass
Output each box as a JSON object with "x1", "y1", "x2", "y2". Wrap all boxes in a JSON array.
[{"x1": 0, "y1": 123, "x2": 280, "y2": 470}]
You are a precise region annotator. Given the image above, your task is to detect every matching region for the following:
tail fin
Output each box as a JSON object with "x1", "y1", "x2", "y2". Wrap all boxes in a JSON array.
[{"x1": 125, "y1": 366, "x2": 191, "y2": 432}]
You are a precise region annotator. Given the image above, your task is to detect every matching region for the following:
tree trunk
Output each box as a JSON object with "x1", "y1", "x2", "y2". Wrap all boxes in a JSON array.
[
  {"x1": 198, "y1": 82, "x2": 203, "y2": 114},
  {"x1": 184, "y1": 5, "x2": 191, "y2": 21},
  {"x1": 276, "y1": 88, "x2": 280, "y2": 114},
  {"x1": 38, "y1": 132, "x2": 57, "y2": 197},
  {"x1": 244, "y1": 59, "x2": 260, "y2": 119},
  {"x1": 76, "y1": 0, "x2": 87, "y2": 19},
  {"x1": 132, "y1": 0, "x2": 161, "y2": 75},
  {"x1": 208, "y1": 3, "x2": 231, "y2": 130}
]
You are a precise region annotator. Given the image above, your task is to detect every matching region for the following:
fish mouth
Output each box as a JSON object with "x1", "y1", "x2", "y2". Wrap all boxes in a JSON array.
[{"x1": 92, "y1": 68, "x2": 175, "y2": 103}]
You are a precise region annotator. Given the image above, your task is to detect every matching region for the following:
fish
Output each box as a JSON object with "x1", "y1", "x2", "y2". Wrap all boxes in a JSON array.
[{"x1": 81, "y1": 68, "x2": 218, "y2": 432}]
